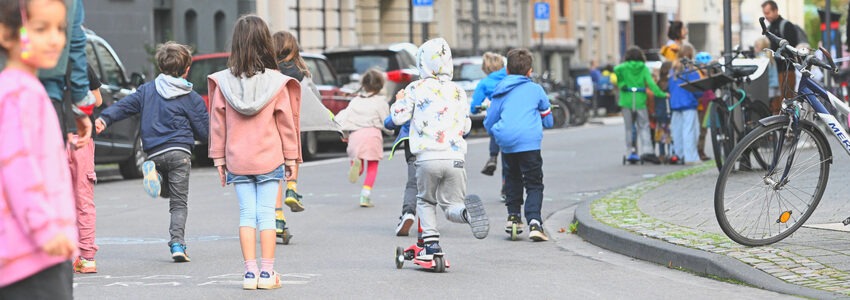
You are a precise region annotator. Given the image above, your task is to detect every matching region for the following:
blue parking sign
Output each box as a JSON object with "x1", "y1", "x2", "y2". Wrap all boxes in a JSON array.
[
  {"x1": 413, "y1": 0, "x2": 433, "y2": 6},
  {"x1": 534, "y1": 2, "x2": 549, "y2": 20}
]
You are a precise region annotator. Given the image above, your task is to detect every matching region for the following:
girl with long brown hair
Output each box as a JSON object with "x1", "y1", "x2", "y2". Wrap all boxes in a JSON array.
[{"x1": 208, "y1": 15, "x2": 301, "y2": 290}]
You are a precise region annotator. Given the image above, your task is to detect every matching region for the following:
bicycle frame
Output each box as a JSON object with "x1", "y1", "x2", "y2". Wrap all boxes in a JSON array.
[{"x1": 798, "y1": 74, "x2": 850, "y2": 156}]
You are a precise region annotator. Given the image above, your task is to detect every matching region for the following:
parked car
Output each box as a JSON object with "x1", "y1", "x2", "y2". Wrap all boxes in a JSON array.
[
  {"x1": 86, "y1": 30, "x2": 147, "y2": 179},
  {"x1": 452, "y1": 56, "x2": 489, "y2": 124},
  {"x1": 187, "y1": 52, "x2": 352, "y2": 160},
  {"x1": 323, "y1": 45, "x2": 418, "y2": 102}
]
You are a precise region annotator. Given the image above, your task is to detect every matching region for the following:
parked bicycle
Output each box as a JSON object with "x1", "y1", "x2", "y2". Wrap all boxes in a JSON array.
[
  {"x1": 677, "y1": 52, "x2": 772, "y2": 171},
  {"x1": 714, "y1": 17, "x2": 849, "y2": 246}
]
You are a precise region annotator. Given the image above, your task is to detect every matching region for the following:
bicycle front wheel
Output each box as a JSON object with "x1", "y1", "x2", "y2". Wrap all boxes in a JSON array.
[{"x1": 714, "y1": 119, "x2": 831, "y2": 246}]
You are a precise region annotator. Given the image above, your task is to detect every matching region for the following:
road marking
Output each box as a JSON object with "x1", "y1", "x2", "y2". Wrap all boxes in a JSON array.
[{"x1": 75, "y1": 273, "x2": 321, "y2": 287}]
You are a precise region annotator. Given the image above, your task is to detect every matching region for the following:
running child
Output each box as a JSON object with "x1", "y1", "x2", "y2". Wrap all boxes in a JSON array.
[
  {"x1": 96, "y1": 41, "x2": 209, "y2": 262},
  {"x1": 335, "y1": 69, "x2": 389, "y2": 207},
  {"x1": 384, "y1": 114, "x2": 416, "y2": 236},
  {"x1": 391, "y1": 38, "x2": 489, "y2": 261},
  {"x1": 483, "y1": 48, "x2": 554, "y2": 241},
  {"x1": 208, "y1": 15, "x2": 301, "y2": 290},
  {"x1": 0, "y1": 0, "x2": 77, "y2": 298}
]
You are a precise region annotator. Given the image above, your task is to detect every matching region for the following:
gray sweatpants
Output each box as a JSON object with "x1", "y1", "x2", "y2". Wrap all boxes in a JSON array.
[
  {"x1": 622, "y1": 108, "x2": 654, "y2": 155},
  {"x1": 415, "y1": 159, "x2": 468, "y2": 243}
]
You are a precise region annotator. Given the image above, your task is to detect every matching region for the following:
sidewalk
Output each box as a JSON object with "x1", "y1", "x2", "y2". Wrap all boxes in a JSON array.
[{"x1": 576, "y1": 152, "x2": 850, "y2": 298}]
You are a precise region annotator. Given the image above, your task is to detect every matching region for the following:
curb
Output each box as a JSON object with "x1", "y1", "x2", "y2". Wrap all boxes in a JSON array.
[{"x1": 573, "y1": 199, "x2": 843, "y2": 299}]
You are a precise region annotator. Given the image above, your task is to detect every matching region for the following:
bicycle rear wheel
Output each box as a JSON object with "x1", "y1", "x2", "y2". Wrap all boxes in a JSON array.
[
  {"x1": 714, "y1": 120, "x2": 830, "y2": 246},
  {"x1": 743, "y1": 101, "x2": 772, "y2": 169},
  {"x1": 711, "y1": 104, "x2": 735, "y2": 171}
]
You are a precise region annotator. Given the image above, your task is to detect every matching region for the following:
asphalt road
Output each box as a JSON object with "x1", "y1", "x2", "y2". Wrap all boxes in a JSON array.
[{"x1": 75, "y1": 123, "x2": 796, "y2": 299}]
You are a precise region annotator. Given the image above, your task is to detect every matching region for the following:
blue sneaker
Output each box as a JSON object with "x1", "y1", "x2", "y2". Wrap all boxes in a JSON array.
[
  {"x1": 142, "y1": 161, "x2": 161, "y2": 198},
  {"x1": 170, "y1": 243, "x2": 190, "y2": 262},
  {"x1": 415, "y1": 242, "x2": 444, "y2": 261}
]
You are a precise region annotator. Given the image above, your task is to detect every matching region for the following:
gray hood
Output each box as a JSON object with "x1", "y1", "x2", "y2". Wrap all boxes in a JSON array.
[
  {"x1": 154, "y1": 74, "x2": 194, "y2": 99},
  {"x1": 209, "y1": 69, "x2": 288, "y2": 116}
]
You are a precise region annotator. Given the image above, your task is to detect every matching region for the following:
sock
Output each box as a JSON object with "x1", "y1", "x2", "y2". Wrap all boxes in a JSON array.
[
  {"x1": 286, "y1": 180, "x2": 297, "y2": 191},
  {"x1": 261, "y1": 258, "x2": 275, "y2": 273},
  {"x1": 245, "y1": 259, "x2": 258, "y2": 275},
  {"x1": 462, "y1": 209, "x2": 470, "y2": 223},
  {"x1": 275, "y1": 209, "x2": 285, "y2": 221},
  {"x1": 361, "y1": 186, "x2": 371, "y2": 198},
  {"x1": 530, "y1": 219, "x2": 541, "y2": 227}
]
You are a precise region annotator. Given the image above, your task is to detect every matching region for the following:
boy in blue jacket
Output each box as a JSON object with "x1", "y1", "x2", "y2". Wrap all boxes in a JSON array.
[
  {"x1": 95, "y1": 42, "x2": 209, "y2": 262},
  {"x1": 470, "y1": 52, "x2": 507, "y2": 176},
  {"x1": 668, "y1": 44, "x2": 703, "y2": 164},
  {"x1": 484, "y1": 48, "x2": 554, "y2": 241}
]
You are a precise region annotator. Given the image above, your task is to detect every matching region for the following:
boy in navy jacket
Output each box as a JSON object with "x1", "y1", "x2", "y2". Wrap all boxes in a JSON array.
[
  {"x1": 483, "y1": 48, "x2": 554, "y2": 241},
  {"x1": 95, "y1": 42, "x2": 209, "y2": 262}
]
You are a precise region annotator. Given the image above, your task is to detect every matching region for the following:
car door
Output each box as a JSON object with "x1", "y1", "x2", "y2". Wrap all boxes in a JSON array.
[
  {"x1": 86, "y1": 41, "x2": 112, "y2": 159},
  {"x1": 89, "y1": 40, "x2": 139, "y2": 161}
]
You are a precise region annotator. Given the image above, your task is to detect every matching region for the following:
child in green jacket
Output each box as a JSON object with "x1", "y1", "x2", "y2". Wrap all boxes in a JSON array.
[{"x1": 614, "y1": 46, "x2": 668, "y2": 164}]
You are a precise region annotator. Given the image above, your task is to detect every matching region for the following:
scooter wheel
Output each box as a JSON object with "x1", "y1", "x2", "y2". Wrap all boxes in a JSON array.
[
  {"x1": 395, "y1": 246, "x2": 405, "y2": 269},
  {"x1": 622, "y1": 156, "x2": 626, "y2": 165},
  {"x1": 277, "y1": 229, "x2": 292, "y2": 245},
  {"x1": 433, "y1": 256, "x2": 446, "y2": 273},
  {"x1": 510, "y1": 223, "x2": 519, "y2": 241}
]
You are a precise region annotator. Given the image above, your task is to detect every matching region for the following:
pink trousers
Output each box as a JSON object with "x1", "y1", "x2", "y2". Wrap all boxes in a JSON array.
[{"x1": 67, "y1": 135, "x2": 97, "y2": 259}]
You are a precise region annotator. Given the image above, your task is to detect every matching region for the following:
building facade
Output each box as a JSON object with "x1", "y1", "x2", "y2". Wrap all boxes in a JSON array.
[{"x1": 84, "y1": 0, "x2": 239, "y2": 76}]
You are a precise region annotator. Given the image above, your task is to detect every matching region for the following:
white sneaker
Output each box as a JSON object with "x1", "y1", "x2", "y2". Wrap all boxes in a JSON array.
[
  {"x1": 395, "y1": 213, "x2": 415, "y2": 236},
  {"x1": 243, "y1": 272, "x2": 258, "y2": 290},
  {"x1": 257, "y1": 270, "x2": 281, "y2": 289}
]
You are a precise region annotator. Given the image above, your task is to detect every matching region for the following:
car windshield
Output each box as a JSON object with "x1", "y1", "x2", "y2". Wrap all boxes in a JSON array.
[
  {"x1": 453, "y1": 63, "x2": 486, "y2": 81},
  {"x1": 326, "y1": 52, "x2": 396, "y2": 77},
  {"x1": 188, "y1": 57, "x2": 228, "y2": 95}
]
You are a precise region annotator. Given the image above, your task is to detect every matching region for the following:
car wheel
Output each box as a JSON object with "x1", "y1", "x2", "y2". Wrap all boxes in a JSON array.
[
  {"x1": 119, "y1": 137, "x2": 146, "y2": 179},
  {"x1": 301, "y1": 131, "x2": 318, "y2": 161}
]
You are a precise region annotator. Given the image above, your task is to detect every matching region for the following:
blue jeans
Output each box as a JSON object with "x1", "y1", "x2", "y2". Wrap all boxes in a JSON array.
[
  {"x1": 489, "y1": 137, "x2": 500, "y2": 157},
  {"x1": 503, "y1": 150, "x2": 544, "y2": 224},
  {"x1": 227, "y1": 166, "x2": 284, "y2": 231},
  {"x1": 671, "y1": 109, "x2": 700, "y2": 163}
]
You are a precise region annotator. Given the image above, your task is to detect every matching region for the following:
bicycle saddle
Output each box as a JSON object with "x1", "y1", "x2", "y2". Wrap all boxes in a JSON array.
[{"x1": 730, "y1": 65, "x2": 758, "y2": 78}]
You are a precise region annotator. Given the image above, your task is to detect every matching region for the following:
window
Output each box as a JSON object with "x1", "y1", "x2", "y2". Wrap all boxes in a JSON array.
[
  {"x1": 185, "y1": 10, "x2": 198, "y2": 48},
  {"x1": 304, "y1": 58, "x2": 322, "y2": 84},
  {"x1": 214, "y1": 11, "x2": 226, "y2": 52},
  {"x1": 560, "y1": 0, "x2": 565, "y2": 17},
  {"x1": 187, "y1": 57, "x2": 228, "y2": 95},
  {"x1": 316, "y1": 60, "x2": 338, "y2": 86},
  {"x1": 85, "y1": 42, "x2": 101, "y2": 81},
  {"x1": 94, "y1": 43, "x2": 123, "y2": 87}
]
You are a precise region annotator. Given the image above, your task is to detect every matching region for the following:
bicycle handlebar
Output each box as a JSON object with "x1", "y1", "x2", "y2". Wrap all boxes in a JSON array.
[{"x1": 759, "y1": 17, "x2": 837, "y2": 73}]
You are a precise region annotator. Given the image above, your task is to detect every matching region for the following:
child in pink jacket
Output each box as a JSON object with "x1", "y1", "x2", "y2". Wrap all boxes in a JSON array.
[
  {"x1": 0, "y1": 0, "x2": 78, "y2": 298},
  {"x1": 208, "y1": 15, "x2": 302, "y2": 290}
]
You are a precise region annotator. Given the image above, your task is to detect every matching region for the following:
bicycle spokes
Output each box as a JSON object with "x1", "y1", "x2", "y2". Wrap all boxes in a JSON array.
[{"x1": 715, "y1": 120, "x2": 829, "y2": 246}]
